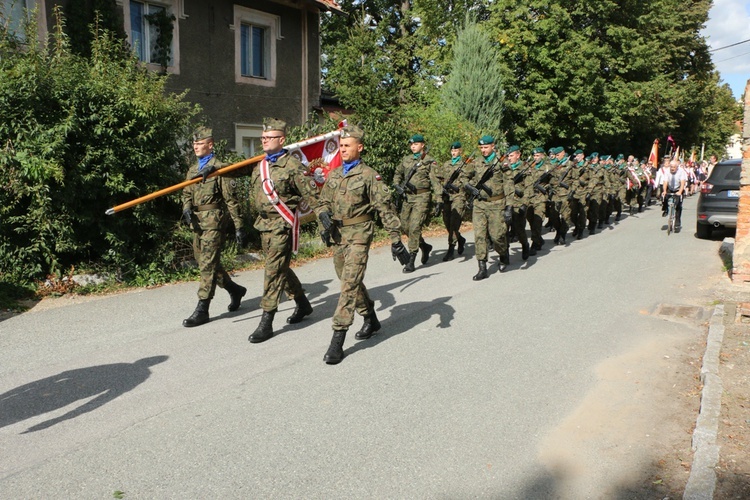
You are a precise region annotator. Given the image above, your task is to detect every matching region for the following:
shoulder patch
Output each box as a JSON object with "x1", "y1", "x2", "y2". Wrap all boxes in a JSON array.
[
  {"x1": 375, "y1": 174, "x2": 382, "y2": 181},
  {"x1": 230, "y1": 179, "x2": 237, "y2": 188},
  {"x1": 309, "y1": 179, "x2": 317, "y2": 189}
]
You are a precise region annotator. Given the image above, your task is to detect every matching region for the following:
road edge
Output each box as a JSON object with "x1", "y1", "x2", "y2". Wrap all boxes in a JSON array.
[{"x1": 683, "y1": 303, "x2": 725, "y2": 500}]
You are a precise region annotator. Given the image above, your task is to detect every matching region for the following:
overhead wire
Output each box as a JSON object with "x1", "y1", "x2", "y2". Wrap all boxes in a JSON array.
[{"x1": 708, "y1": 38, "x2": 750, "y2": 52}]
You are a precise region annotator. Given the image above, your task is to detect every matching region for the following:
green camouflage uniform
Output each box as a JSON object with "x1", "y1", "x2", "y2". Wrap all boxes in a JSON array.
[
  {"x1": 587, "y1": 160, "x2": 610, "y2": 231},
  {"x1": 315, "y1": 162, "x2": 401, "y2": 331},
  {"x1": 526, "y1": 157, "x2": 552, "y2": 249},
  {"x1": 393, "y1": 152, "x2": 440, "y2": 252},
  {"x1": 248, "y1": 152, "x2": 319, "y2": 313},
  {"x1": 505, "y1": 159, "x2": 530, "y2": 249},
  {"x1": 569, "y1": 160, "x2": 590, "y2": 236},
  {"x1": 436, "y1": 157, "x2": 472, "y2": 246},
  {"x1": 182, "y1": 156, "x2": 244, "y2": 300},
  {"x1": 466, "y1": 153, "x2": 513, "y2": 261},
  {"x1": 549, "y1": 157, "x2": 572, "y2": 241}
]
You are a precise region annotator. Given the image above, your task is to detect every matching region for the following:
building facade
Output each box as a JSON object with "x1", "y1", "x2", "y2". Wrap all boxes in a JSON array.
[{"x1": 3, "y1": 0, "x2": 339, "y2": 157}]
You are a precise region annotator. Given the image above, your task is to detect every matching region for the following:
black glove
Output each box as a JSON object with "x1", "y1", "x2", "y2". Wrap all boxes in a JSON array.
[
  {"x1": 394, "y1": 184, "x2": 405, "y2": 196},
  {"x1": 503, "y1": 206, "x2": 513, "y2": 224},
  {"x1": 192, "y1": 165, "x2": 216, "y2": 183},
  {"x1": 391, "y1": 241, "x2": 410, "y2": 265},
  {"x1": 464, "y1": 183, "x2": 480, "y2": 198},
  {"x1": 585, "y1": 193, "x2": 591, "y2": 202},
  {"x1": 320, "y1": 230, "x2": 332, "y2": 247},
  {"x1": 519, "y1": 205, "x2": 527, "y2": 217},
  {"x1": 433, "y1": 202, "x2": 444, "y2": 217},
  {"x1": 235, "y1": 228, "x2": 246, "y2": 247},
  {"x1": 319, "y1": 211, "x2": 333, "y2": 231},
  {"x1": 183, "y1": 208, "x2": 201, "y2": 234}
]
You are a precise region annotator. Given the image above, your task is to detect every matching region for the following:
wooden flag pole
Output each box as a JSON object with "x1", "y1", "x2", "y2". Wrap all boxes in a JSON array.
[{"x1": 105, "y1": 129, "x2": 342, "y2": 215}]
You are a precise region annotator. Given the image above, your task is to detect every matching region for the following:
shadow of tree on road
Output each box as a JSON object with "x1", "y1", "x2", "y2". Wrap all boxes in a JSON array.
[{"x1": 0, "y1": 356, "x2": 168, "y2": 433}]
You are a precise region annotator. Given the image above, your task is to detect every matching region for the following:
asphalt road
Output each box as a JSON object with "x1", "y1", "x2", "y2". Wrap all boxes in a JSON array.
[{"x1": 0, "y1": 197, "x2": 723, "y2": 499}]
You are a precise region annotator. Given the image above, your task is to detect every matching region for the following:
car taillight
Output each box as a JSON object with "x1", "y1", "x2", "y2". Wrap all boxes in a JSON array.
[{"x1": 700, "y1": 182, "x2": 713, "y2": 194}]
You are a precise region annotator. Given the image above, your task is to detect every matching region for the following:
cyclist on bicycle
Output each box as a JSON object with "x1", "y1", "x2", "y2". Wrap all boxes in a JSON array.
[{"x1": 661, "y1": 159, "x2": 687, "y2": 230}]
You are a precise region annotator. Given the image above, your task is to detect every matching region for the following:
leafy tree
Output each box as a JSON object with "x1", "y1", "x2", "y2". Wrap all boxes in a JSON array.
[{"x1": 0, "y1": 9, "x2": 199, "y2": 283}]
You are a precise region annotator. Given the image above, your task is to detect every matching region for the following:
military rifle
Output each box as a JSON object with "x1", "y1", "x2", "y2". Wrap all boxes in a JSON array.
[
  {"x1": 394, "y1": 146, "x2": 431, "y2": 210},
  {"x1": 533, "y1": 170, "x2": 554, "y2": 195},
  {"x1": 443, "y1": 151, "x2": 477, "y2": 197},
  {"x1": 463, "y1": 154, "x2": 506, "y2": 209}
]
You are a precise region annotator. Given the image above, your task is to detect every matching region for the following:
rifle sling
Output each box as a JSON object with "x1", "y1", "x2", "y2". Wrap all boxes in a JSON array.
[
  {"x1": 333, "y1": 214, "x2": 373, "y2": 227},
  {"x1": 195, "y1": 203, "x2": 221, "y2": 212}
]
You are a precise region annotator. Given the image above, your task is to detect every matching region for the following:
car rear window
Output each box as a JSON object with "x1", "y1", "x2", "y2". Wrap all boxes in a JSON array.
[{"x1": 709, "y1": 163, "x2": 741, "y2": 182}]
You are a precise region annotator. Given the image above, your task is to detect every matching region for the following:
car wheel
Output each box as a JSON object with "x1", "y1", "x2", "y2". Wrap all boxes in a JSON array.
[{"x1": 696, "y1": 222, "x2": 712, "y2": 239}]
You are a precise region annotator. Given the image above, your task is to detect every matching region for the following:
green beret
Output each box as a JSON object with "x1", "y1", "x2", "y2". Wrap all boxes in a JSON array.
[
  {"x1": 507, "y1": 145, "x2": 520, "y2": 154},
  {"x1": 340, "y1": 125, "x2": 364, "y2": 141},
  {"x1": 548, "y1": 148, "x2": 555, "y2": 154},
  {"x1": 193, "y1": 126, "x2": 212, "y2": 142},
  {"x1": 616, "y1": 153, "x2": 624, "y2": 160},
  {"x1": 600, "y1": 155, "x2": 611, "y2": 161},
  {"x1": 478, "y1": 135, "x2": 495, "y2": 145},
  {"x1": 552, "y1": 146, "x2": 565, "y2": 155},
  {"x1": 263, "y1": 118, "x2": 287, "y2": 133},
  {"x1": 590, "y1": 152, "x2": 599, "y2": 158},
  {"x1": 532, "y1": 147, "x2": 545, "y2": 154},
  {"x1": 409, "y1": 134, "x2": 425, "y2": 143},
  {"x1": 573, "y1": 149, "x2": 584, "y2": 156},
  {"x1": 450, "y1": 141, "x2": 462, "y2": 149}
]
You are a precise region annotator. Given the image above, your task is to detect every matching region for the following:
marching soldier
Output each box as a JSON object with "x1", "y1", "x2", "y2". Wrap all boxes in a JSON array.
[
  {"x1": 505, "y1": 145, "x2": 534, "y2": 259},
  {"x1": 625, "y1": 155, "x2": 643, "y2": 214},
  {"x1": 393, "y1": 134, "x2": 440, "y2": 272},
  {"x1": 613, "y1": 154, "x2": 629, "y2": 220},
  {"x1": 181, "y1": 127, "x2": 247, "y2": 327},
  {"x1": 586, "y1": 153, "x2": 609, "y2": 233},
  {"x1": 315, "y1": 125, "x2": 409, "y2": 365},
  {"x1": 526, "y1": 147, "x2": 552, "y2": 251},
  {"x1": 246, "y1": 118, "x2": 319, "y2": 343},
  {"x1": 434, "y1": 141, "x2": 470, "y2": 261},
  {"x1": 464, "y1": 135, "x2": 513, "y2": 280},
  {"x1": 569, "y1": 149, "x2": 590, "y2": 240},
  {"x1": 548, "y1": 146, "x2": 571, "y2": 244}
]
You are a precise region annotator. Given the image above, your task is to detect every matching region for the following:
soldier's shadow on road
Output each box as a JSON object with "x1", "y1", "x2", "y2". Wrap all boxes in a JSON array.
[{"x1": 0, "y1": 355, "x2": 168, "y2": 434}]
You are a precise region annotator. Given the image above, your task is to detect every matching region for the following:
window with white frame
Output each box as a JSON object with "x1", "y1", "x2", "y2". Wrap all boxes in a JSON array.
[
  {"x1": 233, "y1": 6, "x2": 279, "y2": 87},
  {"x1": 121, "y1": 0, "x2": 181, "y2": 73},
  {"x1": 236, "y1": 124, "x2": 263, "y2": 158}
]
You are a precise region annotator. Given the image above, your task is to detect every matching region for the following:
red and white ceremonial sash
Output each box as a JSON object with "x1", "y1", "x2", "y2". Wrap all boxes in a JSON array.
[{"x1": 260, "y1": 159, "x2": 301, "y2": 253}]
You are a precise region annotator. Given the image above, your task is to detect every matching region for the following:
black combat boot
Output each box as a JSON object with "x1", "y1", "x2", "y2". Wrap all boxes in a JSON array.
[
  {"x1": 472, "y1": 260, "x2": 488, "y2": 281},
  {"x1": 324, "y1": 330, "x2": 347, "y2": 365},
  {"x1": 521, "y1": 242, "x2": 530, "y2": 261},
  {"x1": 499, "y1": 250, "x2": 509, "y2": 272},
  {"x1": 402, "y1": 252, "x2": 418, "y2": 273},
  {"x1": 286, "y1": 294, "x2": 313, "y2": 324},
  {"x1": 225, "y1": 281, "x2": 247, "y2": 312},
  {"x1": 249, "y1": 309, "x2": 276, "y2": 343},
  {"x1": 442, "y1": 244, "x2": 455, "y2": 262},
  {"x1": 355, "y1": 312, "x2": 381, "y2": 340},
  {"x1": 457, "y1": 234, "x2": 466, "y2": 255},
  {"x1": 528, "y1": 245, "x2": 537, "y2": 257},
  {"x1": 419, "y1": 239, "x2": 432, "y2": 265},
  {"x1": 183, "y1": 299, "x2": 210, "y2": 327}
]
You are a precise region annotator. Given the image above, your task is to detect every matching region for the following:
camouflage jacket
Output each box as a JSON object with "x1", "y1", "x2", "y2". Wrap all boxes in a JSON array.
[
  {"x1": 527, "y1": 158, "x2": 553, "y2": 205},
  {"x1": 587, "y1": 163, "x2": 610, "y2": 199},
  {"x1": 436, "y1": 157, "x2": 473, "y2": 202},
  {"x1": 393, "y1": 152, "x2": 441, "y2": 201},
  {"x1": 182, "y1": 155, "x2": 243, "y2": 231},
  {"x1": 316, "y1": 161, "x2": 401, "y2": 245},
  {"x1": 465, "y1": 154, "x2": 513, "y2": 205},
  {"x1": 505, "y1": 160, "x2": 533, "y2": 208},
  {"x1": 247, "y1": 152, "x2": 319, "y2": 232}
]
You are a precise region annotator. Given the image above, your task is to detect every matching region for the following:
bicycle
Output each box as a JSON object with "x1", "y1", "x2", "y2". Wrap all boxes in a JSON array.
[{"x1": 666, "y1": 194, "x2": 677, "y2": 235}]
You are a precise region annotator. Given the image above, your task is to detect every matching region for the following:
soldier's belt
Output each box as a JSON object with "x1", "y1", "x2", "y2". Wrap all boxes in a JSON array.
[
  {"x1": 407, "y1": 188, "x2": 430, "y2": 195},
  {"x1": 195, "y1": 203, "x2": 221, "y2": 212},
  {"x1": 333, "y1": 214, "x2": 373, "y2": 227},
  {"x1": 485, "y1": 195, "x2": 505, "y2": 202}
]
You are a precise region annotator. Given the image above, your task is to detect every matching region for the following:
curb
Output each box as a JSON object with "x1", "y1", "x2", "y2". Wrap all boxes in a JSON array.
[{"x1": 683, "y1": 304, "x2": 725, "y2": 500}]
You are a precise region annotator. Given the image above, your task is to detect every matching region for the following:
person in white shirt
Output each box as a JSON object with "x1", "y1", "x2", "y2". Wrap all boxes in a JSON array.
[{"x1": 661, "y1": 160, "x2": 688, "y2": 230}]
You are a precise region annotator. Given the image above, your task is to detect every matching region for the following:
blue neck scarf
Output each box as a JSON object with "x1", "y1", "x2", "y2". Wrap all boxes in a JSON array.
[
  {"x1": 484, "y1": 152, "x2": 496, "y2": 163},
  {"x1": 198, "y1": 153, "x2": 214, "y2": 171},
  {"x1": 265, "y1": 149, "x2": 287, "y2": 164},
  {"x1": 413, "y1": 153, "x2": 422, "y2": 160},
  {"x1": 451, "y1": 156, "x2": 461, "y2": 165},
  {"x1": 343, "y1": 159, "x2": 361, "y2": 176}
]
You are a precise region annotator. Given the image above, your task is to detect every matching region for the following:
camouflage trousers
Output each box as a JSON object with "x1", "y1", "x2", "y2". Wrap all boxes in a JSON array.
[
  {"x1": 259, "y1": 225, "x2": 304, "y2": 312},
  {"x1": 332, "y1": 241, "x2": 374, "y2": 331},
  {"x1": 510, "y1": 208, "x2": 528, "y2": 247},
  {"x1": 400, "y1": 193, "x2": 430, "y2": 252},
  {"x1": 550, "y1": 198, "x2": 571, "y2": 233},
  {"x1": 193, "y1": 227, "x2": 231, "y2": 300},
  {"x1": 526, "y1": 202, "x2": 546, "y2": 248},
  {"x1": 472, "y1": 200, "x2": 507, "y2": 261},
  {"x1": 441, "y1": 195, "x2": 466, "y2": 245}
]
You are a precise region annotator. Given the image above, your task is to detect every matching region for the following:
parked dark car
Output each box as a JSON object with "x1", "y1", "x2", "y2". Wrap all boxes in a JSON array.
[{"x1": 696, "y1": 158, "x2": 741, "y2": 239}]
